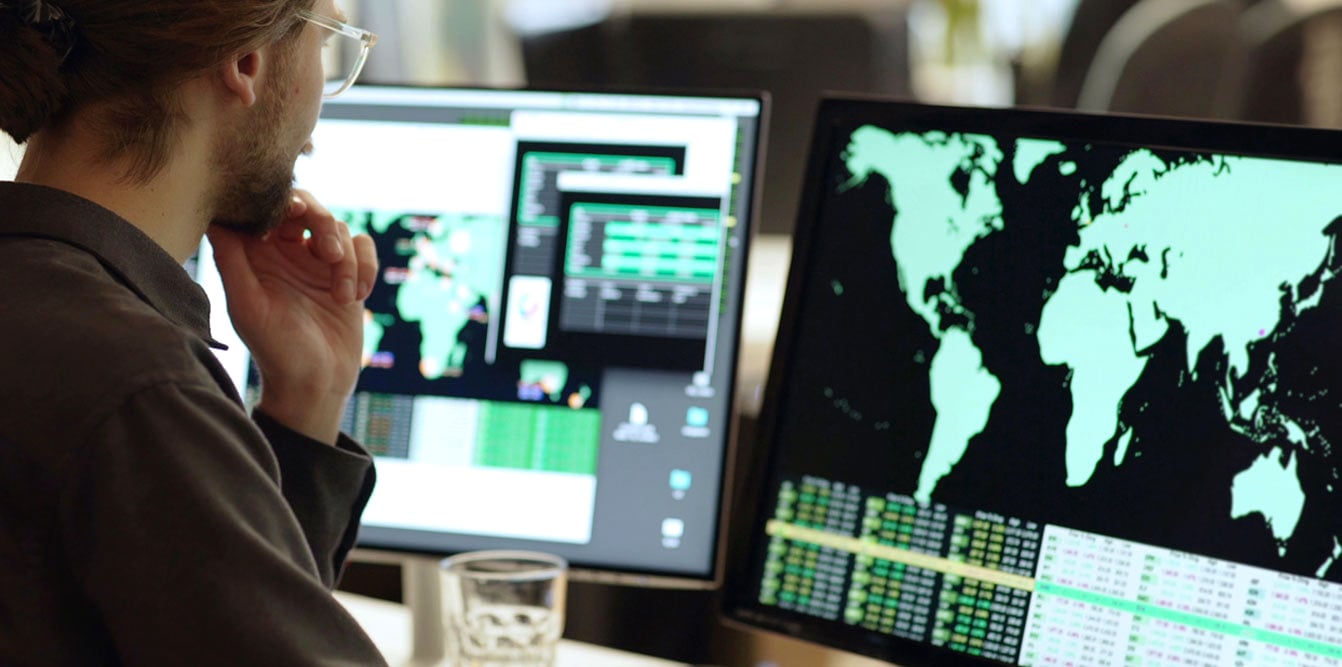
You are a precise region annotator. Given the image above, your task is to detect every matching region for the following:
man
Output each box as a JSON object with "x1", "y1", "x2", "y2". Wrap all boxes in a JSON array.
[{"x1": 0, "y1": 0, "x2": 389, "y2": 663}]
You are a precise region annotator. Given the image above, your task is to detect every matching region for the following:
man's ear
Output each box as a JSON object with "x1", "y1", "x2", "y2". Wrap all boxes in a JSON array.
[{"x1": 218, "y1": 49, "x2": 264, "y2": 107}]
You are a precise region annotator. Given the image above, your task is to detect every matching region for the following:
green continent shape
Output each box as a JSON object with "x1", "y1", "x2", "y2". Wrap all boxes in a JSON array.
[
  {"x1": 1038, "y1": 270, "x2": 1148, "y2": 486},
  {"x1": 844, "y1": 126, "x2": 1005, "y2": 333},
  {"x1": 844, "y1": 127, "x2": 1005, "y2": 503},
  {"x1": 1072, "y1": 152, "x2": 1342, "y2": 379},
  {"x1": 915, "y1": 329, "x2": 1002, "y2": 502},
  {"x1": 396, "y1": 213, "x2": 507, "y2": 380},
  {"x1": 1013, "y1": 139, "x2": 1067, "y2": 184},
  {"x1": 1045, "y1": 153, "x2": 1342, "y2": 493},
  {"x1": 521, "y1": 360, "x2": 570, "y2": 402},
  {"x1": 1231, "y1": 450, "x2": 1307, "y2": 557}
]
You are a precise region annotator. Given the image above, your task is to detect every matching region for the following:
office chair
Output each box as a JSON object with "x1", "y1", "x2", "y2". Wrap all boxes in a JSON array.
[
  {"x1": 1239, "y1": 0, "x2": 1342, "y2": 127},
  {"x1": 1050, "y1": 0, "x2": 1145, "y2": 109},
  {"x1": 1077, "y1": 0, "x2": 1247, "y2": 119}
]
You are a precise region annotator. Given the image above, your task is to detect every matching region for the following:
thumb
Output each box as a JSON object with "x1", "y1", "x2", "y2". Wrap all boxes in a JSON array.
[{"x1": 206, "y1": 225, "x2": 261, "y2": 305}]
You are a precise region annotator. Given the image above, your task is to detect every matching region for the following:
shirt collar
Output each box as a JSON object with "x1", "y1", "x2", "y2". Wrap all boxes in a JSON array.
[{"x1": 0, "y1": 181, "x2": 227, "y2": 350}]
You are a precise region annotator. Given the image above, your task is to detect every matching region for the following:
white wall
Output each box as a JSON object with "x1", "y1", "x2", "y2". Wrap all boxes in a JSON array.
[{"x1": 0, "y1": 135, "x2": 21, "y2": 181}]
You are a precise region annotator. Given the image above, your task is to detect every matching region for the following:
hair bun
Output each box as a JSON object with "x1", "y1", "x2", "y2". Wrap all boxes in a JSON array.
[{"x1": 0, "y1": 11, "x2": 70, "y2": 143}]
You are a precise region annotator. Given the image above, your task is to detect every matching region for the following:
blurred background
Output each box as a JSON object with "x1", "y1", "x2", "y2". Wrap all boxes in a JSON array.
[
  {"x1": 335, "y1": 0, "x2": 1342, "y2": 238},
  {"x1": 5, "y1": 1, "x2": 1342, "y2": 664},
  {"x1": 9, "y1": 0, "x2": 1340, "y2": 228}
]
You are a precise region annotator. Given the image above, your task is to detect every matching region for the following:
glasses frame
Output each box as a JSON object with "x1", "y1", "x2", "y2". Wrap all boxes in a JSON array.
[{"x1": 298, "y1": 9, "x2": 378, "y2": 99}]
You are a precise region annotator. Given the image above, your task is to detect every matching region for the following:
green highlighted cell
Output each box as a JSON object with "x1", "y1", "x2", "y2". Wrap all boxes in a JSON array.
[
  {"x1": 602, "y1": 239, "x2": 720, "y2": 259},
  {"x1": 606, "y1": 222, "x2": 721, "y2": 242},
  {"x1": 565, "y1": 202, "x2": 723, "y2": 283},
  {"x1": 473, "y1": 402, "x2": 601, "y2": 475},
  {"x1": 1036, "y1": 581, "x2": 1342, "y2": 659}
]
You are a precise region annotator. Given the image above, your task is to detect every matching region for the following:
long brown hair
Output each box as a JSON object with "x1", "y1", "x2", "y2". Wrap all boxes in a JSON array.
[{"x1": 0, "y1": 0, "x2": 316, "y2": 181}]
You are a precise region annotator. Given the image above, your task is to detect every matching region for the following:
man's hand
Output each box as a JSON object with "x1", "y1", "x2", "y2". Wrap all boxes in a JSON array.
[{"x1": 207, "y1": 190, "x2": 378, "y2": 444}]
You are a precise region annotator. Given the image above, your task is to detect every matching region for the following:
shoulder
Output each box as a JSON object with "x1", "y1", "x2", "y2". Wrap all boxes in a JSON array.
[{"x1": 0, "y1": 238, "x2": 226, "y2": 444}]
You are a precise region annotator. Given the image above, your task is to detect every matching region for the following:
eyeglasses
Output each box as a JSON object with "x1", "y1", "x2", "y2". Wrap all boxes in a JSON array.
[{"x1": 298, "y1": 9, "x2": 378, "y2": 99}]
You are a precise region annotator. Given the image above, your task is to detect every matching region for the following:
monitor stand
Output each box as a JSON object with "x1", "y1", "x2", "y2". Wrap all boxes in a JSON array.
[
  {"x1": 349, "y1": 550, "x2": 447, "y2": 663},
  {"x1": 403, "y1": 556, "x2": 447, "y2": 663}
]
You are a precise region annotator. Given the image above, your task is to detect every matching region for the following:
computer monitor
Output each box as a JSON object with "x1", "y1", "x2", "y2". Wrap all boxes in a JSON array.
[
  {"x1": 197, "y1": 85, "x2": 765, "y2": 588},
  {"x1": 722, "y1": 97, "x2": 1342, "y2": 665}
]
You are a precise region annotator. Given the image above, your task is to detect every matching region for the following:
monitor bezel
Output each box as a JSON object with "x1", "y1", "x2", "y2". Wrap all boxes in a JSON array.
[
  {"x1": 326, "y1": 83, "x2": 771, "y2": 590},
  {"x1": 720, "y1": 95, "x2": 1342, "y2": 664}
]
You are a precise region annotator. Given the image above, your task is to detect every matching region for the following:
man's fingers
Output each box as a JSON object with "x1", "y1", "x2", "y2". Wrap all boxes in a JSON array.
[
  {"x1": 276, "y1": 195, "x2": 310, "y2": 242},
  {"x1": 285, "y1": 193, "x2": 309, "y2": 218},
  {"x1": 275, "y1": 191, "x2": 344, "y2": 265},
  {"x1": 353, "y1": 234, "x2": 379, "y2": 301},
  {"x1": 259, "y1": 189, "x2": 360, "y2": 304},
  {"x1": 298, "y1": 193, "x2": 346, "y2": 263},
  {"x1": 329, "y1": 221, "x2": 358, "y2": 305},
  {"x1": 205, "y1": 226, "x2": 261, "y2": 304}
]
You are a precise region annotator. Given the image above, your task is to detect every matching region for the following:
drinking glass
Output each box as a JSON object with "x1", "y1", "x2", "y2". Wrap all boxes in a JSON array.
[{"x1": 441, "y1": 551, "x2": 568, "y2": 667}]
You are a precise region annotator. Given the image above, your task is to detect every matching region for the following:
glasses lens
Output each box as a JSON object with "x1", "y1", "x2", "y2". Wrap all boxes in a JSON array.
[{"x1": 321, "y1": 36, "x2": 356, "y2": 96}]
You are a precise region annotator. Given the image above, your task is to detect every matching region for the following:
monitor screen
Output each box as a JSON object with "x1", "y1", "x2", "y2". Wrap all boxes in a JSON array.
[
  {"x1": 722, "y1": 98, "x2": 1342, "y2": 663},
  {"x1": 197, "y1": 85, "x2": 765, "y2": 585}
]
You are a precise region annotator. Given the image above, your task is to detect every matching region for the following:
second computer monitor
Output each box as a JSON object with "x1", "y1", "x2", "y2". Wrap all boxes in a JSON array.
[
  {"x1": 202, "y1": 86, "x2": 765, "y2": 585},
  {"x1": 723, "y1": 98, "x2": 1342, "y2": 664}
]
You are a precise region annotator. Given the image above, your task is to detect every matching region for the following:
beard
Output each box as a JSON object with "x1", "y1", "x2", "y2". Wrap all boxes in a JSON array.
[{"x1": 207, "y1": 74, "x2": 303, "y2": 237}]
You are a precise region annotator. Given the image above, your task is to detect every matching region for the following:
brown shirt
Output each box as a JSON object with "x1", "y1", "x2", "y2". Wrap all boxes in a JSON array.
[{"x1": 0, "y1": 182, "x2": 387, "y2": 666}]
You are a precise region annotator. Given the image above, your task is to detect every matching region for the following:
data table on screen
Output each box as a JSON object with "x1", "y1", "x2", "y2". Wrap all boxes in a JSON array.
[
  {"x1": 513, "y1": 151, "x2": 680, "y2": 276},
  {"x1": 849, "y1": 494, "x2": 947, "y2": 641},
  {"x1": 340, "y1": 393, "x2": 415, "y2": 459},
  {"x1": 1022, "y1": 526, "x2": 1342, "y2": 667},
  {"x1": 934, "y1": 515, "x2": 1040, "y2": 662},
  {"x1": 561, "y1": 203, "x2": 719, "y2": 339},
  {"x1": 760, "y1": 478, "x2": 861, "y2": 621}
]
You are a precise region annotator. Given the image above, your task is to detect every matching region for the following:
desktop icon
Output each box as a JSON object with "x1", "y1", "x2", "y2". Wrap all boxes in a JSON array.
[
  {"x1": 670, "y1": 469, "x2": 693, "y2": 499},
  {"x1": 630, "y1": 403, "x2": 650, "y2": 426},
  {"x1": 502, "y1": 276, "x2": 552, "y2": 349},
  {"x1": 613, "y1": 401, "x2": 660, "y2": 444},
  {"x1": 662, "y1": 518, "x2": 685, "y2": 549},
  {"x1": 688, "y1": 371, "x2": 715, "y2": 398},
  {"x1": 686, "y1": 407, "x2": 709, "y2": 427},
  {"x1": 682, "y1": 406, "x2": 711, "y2": 438}
]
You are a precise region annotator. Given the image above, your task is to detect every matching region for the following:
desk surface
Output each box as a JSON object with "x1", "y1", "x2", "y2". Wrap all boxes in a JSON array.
[{"x1": 336, "y1": 592, "x2": 690, "y2": 667}]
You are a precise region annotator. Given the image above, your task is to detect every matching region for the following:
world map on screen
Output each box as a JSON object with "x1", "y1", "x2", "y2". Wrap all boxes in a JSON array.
[
  {"x1": 835, "y1": 126, "x2": 1342, "y2": 577},
  {"x1": 327, "y1": 208, "x2": 600, "y2": 414},
  {"x1": 339, "y1": 209, "x2": 506, "y2": 381}
]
